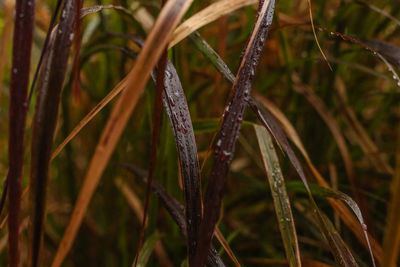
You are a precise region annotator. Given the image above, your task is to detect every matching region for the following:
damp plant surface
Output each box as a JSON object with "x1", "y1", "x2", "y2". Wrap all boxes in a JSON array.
[{"x1": 0, "y1": 0, "x2": 399, "y2": 266}]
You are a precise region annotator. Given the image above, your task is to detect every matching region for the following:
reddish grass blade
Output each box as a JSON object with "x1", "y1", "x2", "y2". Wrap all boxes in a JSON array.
[
  {"x1": 0, "y1": 177, "x2": 8, "y2": 217},
  {"x1": 120, "y1": 164, "x2": 225, "y2": 267},
  {"x1": 159, "y1": 60, "x2": 202, "y2": 264},
  {"x1": 29, "y1": 1, "x2": 77, "y2": 266},
  {"x1": 191, "y1": 29, "x2": 378, "y2": 266},
  {"x1": 27, "y1": 0, "x2": 63, "y2": 104},
  {"x1": 193, "y1": 1, "x2": 276, "y2": 266},
  {"x1": 7, "y1": 0, "x2": 36, "y2": 266}
]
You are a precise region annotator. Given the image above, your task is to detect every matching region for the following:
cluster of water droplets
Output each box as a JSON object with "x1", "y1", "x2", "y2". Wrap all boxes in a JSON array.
[{"x1": 326, "y1": 30, "x2": 400, "y2": 87}]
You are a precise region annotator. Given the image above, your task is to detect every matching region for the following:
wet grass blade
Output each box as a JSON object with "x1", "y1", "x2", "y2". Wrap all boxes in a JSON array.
[
  {"x1": 29, "y1": 1, "x2": 77, "y2": 266},
  {"x1": 120, "y1": 164, "x2": 226, "y2": 267},
  {"x1": 251, "y1": 100, "x2": 374, "y2": 267},
  {"x1": 253, "y1": 93, "x2": 382, "y2": 263},
  {"x1": 51, "y1": 1, "x2": 194, "y2": 266},
  {"x1": 7, "y1": 0, "x2": 36, "y2": 266},
  {"x1": 159, "y1": 60, "x2": 202, "y2": 264},
  {"x1": 193, "y1": 1, "x2": 276, "y2": 266},
  {"x1": 254, "y1": 125, "x2": 301, "y2": 267},
  {"x1": 190, "y1": 30, "x2": 380, "y2": 265}
]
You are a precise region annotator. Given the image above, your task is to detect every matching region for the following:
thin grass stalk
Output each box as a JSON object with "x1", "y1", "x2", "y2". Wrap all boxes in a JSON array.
[
  {"x1": 7, "y1": 0, "x2": 36, "y2": 265},
  {"x1": 29, "y1": 0, "x2": 77, "y2": 266},
  {"x1": 193, "y1": 1, "x2": 276, "y2": 266},
  {"x1": 134, "y1": 38, "x2": 168, "y2": 267}
]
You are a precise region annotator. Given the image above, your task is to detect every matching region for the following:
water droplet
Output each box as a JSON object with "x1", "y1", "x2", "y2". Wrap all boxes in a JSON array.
[
  {"x1": 58, "y1": 29, "x2": 63, "y2": 35},
  {"x1": 214, "y1": 139, "x2": 222, "y2": 154},
  {"x1": 397, "y1": 81, "x2": 400, "y2": 87},
  {"x1": 61, "y1": 10, "x2": 67, "y2": 19},
  {"x1": 181, "y1": 126, "x2": 187, "y2": 134},
  {"x1": 27, "y1": 1, "x2": 32, "y2": 6},
  {"x1": 285, "y1": 217, "x2": 291, "y2": 222},
  {"x1": 69, "y1": 33, "x2": 74, "y2": 42},
  {"x1": 19, "y1": 13, "x2": 24, "y2": 18},
  {"x1": 362, "y1": 223, "x2": 368, "y2": 231},
  {"x1": 268, "y1": 141, "x2": 274, "y2": 149},
  {"x1": 220, "y1": 150, "x2": 231, "y2": 161},
  {"x1": 167, "y1": 95, "x2": 175, "y2": 107},
  {"x1": 12, "y1": 68, "x2": 18, "y2": 74}
]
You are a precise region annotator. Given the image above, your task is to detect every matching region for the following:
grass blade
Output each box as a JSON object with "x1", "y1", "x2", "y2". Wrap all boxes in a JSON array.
[
  {"x1": 7, "y1": 0, "x2": 36, "y2": 265},
  {"x1": 194, "y1": 1, "x2": 276, "y2": 266},
  {"x1": 190, "y1": 29, "x2": 380, "y2": 265},
  {"x1": 160, "y1": 60, "x2": 202, "y2": 264},
  {"x1": 29, "y1": 1, "x2": 77, "y2": 266},
  {"x1": 382, "y1": 134, "x2": 400, "y2": 267},
  {"x1": 169, "y1": 0, "x2": 257, "y2": 48},
  {"x1": 120, "y1": 164, "x2": 226, "y2": 267},
  {"x1": 134, "y1": 232, "x2": 163, "y2": 267},
  {"x1": 27, "y1": 0, "x2": 63, "y2": 104},
  {"x1": 254, "y1": 125, "x2": 301, "y2": 267},
  {"x1": 51, "y1": 1, "x2": 194, "y2": 266}
]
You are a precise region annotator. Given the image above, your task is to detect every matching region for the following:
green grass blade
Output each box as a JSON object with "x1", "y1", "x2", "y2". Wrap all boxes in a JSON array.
[
  {"x1": 134, "y1": 232, "x2": 163, "y2": 267},
  {"x1": 254, "y1": 125, "x2": 301, "y2": 267}
]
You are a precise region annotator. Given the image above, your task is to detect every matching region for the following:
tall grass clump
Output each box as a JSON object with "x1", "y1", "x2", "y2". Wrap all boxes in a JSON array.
[{"x1": 0, "y1": 0, "x2": 399, "y2": 266}]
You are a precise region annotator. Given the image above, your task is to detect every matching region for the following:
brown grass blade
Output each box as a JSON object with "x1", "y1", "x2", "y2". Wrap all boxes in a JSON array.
[
  {"x1": 51, "y1": 1, "x2": 194, "y2": 266},
  {"x1": 382, "y1": 133, "x2": 400, "y2": 267},
  {"x1": 120, "y1": 164, "x2": 226, "y2": 267},
  {"x1": 254, "y1": 125, "x2": 301, "y2": 267},
  {"x1": 29, "y1": 1, "x2": 77, "y2": 266},
  {"x1": 193, "y1": 1, "x2": 276, "y2": 266},
  {"x1": 7, "y1": 0, "x2": 36, "y2": 265},
  {"x1": 169, "y1": 0, "x2": 257, "y2": 48},
  {"x1": 214, "y1": 228, "x2": 241, "y2": 267}
]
